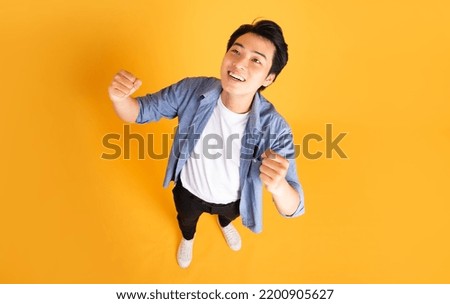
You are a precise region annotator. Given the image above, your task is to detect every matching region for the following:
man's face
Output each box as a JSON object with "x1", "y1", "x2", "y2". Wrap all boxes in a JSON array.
[{"x1": 220, "y1": 33, "x2": 276, "y2": 99}]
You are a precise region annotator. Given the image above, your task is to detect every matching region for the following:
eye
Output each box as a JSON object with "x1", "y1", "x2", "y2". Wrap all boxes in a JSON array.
[
  {"x1": 230, "y1": 49, "x2": 240, "y2": 55},
  {"x1": 252, "y1": 58, "x2": 262, "y2": 64}
]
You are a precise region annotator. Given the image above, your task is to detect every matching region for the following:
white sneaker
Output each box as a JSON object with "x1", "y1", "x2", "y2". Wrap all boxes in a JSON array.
[
  {"x1": 218, "y1": 220, "x2": 242, "y2": 251},
  {"x1": 177, "y1": 238, "x2": 194, "y2": 268}
]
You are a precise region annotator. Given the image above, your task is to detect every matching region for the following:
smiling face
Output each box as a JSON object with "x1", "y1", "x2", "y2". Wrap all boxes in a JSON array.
[{"x1": 220, "y1": 33, "x2": 276, "y2": 109}]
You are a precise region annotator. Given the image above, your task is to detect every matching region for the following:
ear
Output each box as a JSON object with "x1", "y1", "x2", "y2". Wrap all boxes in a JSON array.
[{"x1": 262, "y1": 73, "x2": 276, "y2": 88}]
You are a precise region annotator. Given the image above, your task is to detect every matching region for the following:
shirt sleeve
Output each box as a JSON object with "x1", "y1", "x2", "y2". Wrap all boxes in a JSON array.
[
  {"x1": 135, "y1": 78, "x2": 188, "y2": 124},
  {"x1": 270, "y1": 124, "x2": 305, "y2": 218}
]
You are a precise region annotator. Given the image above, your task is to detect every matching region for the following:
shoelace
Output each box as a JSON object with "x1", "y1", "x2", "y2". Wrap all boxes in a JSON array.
[
  {"x1": 222, "y1": 226, "x2": 238, "y2": 242},
  {"x1": 179, "y1": 240, "x2": 193, "y2": 257}
]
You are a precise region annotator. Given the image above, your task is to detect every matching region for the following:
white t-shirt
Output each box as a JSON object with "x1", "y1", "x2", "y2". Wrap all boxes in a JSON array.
[{"x1": 180, "y1": 96, "x2": 249, "y2": 204}]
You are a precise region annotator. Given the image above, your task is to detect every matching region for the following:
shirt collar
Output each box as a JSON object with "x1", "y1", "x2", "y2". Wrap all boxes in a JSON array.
[
  {"x1": 199, "y1": 79, "x2": 262, "y2": 132},
  {"x1": 247, "y1": 92, "x2": 262, "y2": 133}
]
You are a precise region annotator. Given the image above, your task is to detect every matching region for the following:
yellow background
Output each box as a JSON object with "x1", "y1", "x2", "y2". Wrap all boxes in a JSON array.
[{"x1": 1, "y1": 0, "x2": 449, "y2": 283}]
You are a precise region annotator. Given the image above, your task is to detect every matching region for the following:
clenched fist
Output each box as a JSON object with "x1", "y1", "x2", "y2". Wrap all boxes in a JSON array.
[
  {"x1": 259, "y1": 149, "x2": 290, "y2": 196},
  {"x1": 259, "y1": 149, "x2": 300, "y2": 216},
  {"x1": 108, "y1": 70, "x2": 142, "y2": 103}
]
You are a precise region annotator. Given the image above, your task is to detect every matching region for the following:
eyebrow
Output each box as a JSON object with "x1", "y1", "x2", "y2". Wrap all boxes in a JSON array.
[{"x1": 233, "y1": 42, "x2": 267, "y2": 60}]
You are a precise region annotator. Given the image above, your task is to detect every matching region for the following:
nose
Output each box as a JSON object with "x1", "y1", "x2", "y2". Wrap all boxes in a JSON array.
[{"x1": 233, "y1": 57, "x2": 247, "y2": 70}]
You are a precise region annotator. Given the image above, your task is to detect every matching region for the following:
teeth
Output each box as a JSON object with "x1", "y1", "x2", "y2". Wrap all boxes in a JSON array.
[{"x1": 229, "y1": 72, "x2": 245, "y2": 82}]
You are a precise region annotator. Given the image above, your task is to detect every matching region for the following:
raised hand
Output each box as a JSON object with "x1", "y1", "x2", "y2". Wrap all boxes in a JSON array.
[
  {"x1": 259, "y1": 149, "x2": 289, "y2": 195},
  {"x1": 108, "y1": 70, "x2": 142, "y2": 103}
]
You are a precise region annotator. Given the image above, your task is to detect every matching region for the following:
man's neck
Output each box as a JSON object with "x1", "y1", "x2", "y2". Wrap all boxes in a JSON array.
[{"x1": 220, "y1": 91, "x2": 254, "y2": 114}]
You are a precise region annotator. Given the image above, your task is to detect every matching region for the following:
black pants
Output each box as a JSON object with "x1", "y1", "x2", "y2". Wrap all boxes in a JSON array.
[{"x1": 172, "y1": 180, "x2": 240, "y2": 240}]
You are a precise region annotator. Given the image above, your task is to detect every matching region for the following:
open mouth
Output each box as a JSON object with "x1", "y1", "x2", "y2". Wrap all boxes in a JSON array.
[{"x1": 228, "y1": 71, "x2": 246, "y2": 82}]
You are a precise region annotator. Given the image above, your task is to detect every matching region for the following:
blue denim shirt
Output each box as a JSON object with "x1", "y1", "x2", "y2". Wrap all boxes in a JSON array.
[{"x1": 136, "y1": 77, "x2": 304, "y2": 233}]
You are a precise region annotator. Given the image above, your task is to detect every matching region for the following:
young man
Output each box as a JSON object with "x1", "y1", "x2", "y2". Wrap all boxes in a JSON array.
[{"x1": 108, "y1": 20, "x2": 305, "y2": 268}]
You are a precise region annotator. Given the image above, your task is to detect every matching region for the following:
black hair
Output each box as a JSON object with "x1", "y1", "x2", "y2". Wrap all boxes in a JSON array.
[{"x1": 226, "y1": 20, "x2": 288, "y2": 85}]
